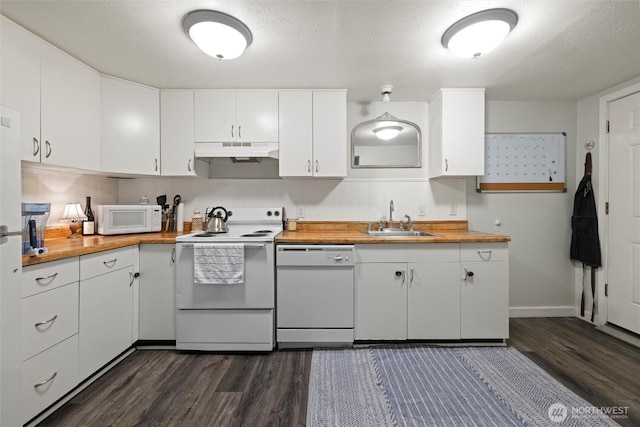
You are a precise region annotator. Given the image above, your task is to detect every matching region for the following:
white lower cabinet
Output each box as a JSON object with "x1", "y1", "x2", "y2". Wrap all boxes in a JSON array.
[
  {"x1": 79, "y1": 247, "x2": 135, "y2": 380},
  {"x1": 460, "y1": 243, "x2": 509, "y2": 339},
  {"x1": 139, "y1": 244, "x2": 176, "y2": 341},
  {"x1": 23, "y1": 335, "x2": 78, "y2": 423},
  {"x1": 355, "y1": 242, "x2": 508, "y2": 341},
  {"x1": 355, "y1": 244, "x2": 460, "y2": 340}
]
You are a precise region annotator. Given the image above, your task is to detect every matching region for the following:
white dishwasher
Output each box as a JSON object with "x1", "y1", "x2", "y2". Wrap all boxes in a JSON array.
[{"x1": 276, "y1": 245, "x2": 355, "y2": 348}]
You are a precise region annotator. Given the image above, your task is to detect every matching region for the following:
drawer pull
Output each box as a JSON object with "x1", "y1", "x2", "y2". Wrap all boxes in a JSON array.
[
  {"x1": 103, "y1": 258, "x2": 118, "y2": 268},
  {"x1": 35, "y1": 273, "x2": 58, "y2": 285},
  {"x1": 477, "y1": 250, "x2": 492, "y2": 260},
  {"x1": 34, "y1": 371, "x2": 57, "y2": 389},
  {"x1": 34, "y1": 314, "x2": 58, "y2": 328}
]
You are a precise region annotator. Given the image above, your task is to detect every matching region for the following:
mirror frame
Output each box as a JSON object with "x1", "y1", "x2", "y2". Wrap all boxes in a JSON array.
[{"x1": 351, "y1": 115, "x2": 422, "y2": 168}]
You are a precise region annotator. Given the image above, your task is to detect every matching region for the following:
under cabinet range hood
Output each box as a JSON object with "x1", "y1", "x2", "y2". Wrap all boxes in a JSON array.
[{"x1": 195, "y1": 142, "x2": 279, "y2": 161}]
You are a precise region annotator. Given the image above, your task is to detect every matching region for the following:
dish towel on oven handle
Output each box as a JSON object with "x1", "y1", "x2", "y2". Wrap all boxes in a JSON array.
[{"x1": 193, "y1": 243, "x2": 244, "y2": 285}]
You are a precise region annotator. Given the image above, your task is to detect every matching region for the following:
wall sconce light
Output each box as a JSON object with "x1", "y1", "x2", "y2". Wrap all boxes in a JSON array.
[
  {"x1": 60, "y1": 203, "x2": 86, "y2": 238},
  {"x1": 183, "y1": 10, "x2": 253, "y2": 60},
  {"x1": 441, "y1": 8, "x2": 518, "y2": 58}
]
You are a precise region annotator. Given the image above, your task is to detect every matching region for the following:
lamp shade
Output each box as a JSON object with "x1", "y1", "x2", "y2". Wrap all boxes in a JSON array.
[
  {"x1": 442, "y1": 8, "x2": 518, "y2": 58},
  {"x1": 60, "y1": 203, "x2": 87, "y2": 222},
  {"x1": 183, "y1": 10, "x2": 253, "y2": 60}
]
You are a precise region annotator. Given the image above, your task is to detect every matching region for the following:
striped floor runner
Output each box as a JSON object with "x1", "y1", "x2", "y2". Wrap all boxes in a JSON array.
[{"x1": 307, "y1": 346, "x2": 620, "y2": 427}]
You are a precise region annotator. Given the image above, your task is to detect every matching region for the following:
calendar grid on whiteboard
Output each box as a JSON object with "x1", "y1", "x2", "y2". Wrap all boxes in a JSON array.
[{"x1": 478, "y1": 133, "x2": 566, "y2": 192}]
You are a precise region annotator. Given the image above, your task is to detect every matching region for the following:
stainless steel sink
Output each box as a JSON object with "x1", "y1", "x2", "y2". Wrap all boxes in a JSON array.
[{"x1": 364, "y1": 229, "x2": 435, "y2": 237}]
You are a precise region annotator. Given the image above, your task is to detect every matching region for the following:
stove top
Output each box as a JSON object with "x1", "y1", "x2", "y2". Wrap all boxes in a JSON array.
[{"x1": 176, "y1": 207, "x2": 284, "y2": 243}]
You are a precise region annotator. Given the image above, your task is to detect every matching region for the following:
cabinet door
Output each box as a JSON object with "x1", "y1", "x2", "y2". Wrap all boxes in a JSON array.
[
  {"x1": 40, "y1": 43, "x2": 100, "y2": 171},
  {"x1": 441, "y1": 89, "x2": 484, "y2": 176},
  {"x1": 139, "y1": 245, "x2": 175, "y2": 341},
  {"x1": 355, "y1": 263, "x2": 407, "y2": 340},
  {"x1": 312, "y1": 91, "x2": 347, "y2": 177},
  {"x1": 278, "y1": 91, "x2": 313, "y2": 177},
  {"x1": 160, "y1": 90, "x2": 208, "y2": 177},
  {"x1": 79, "y1": 266, "x2": 133, "y2": 379},
  {"x1": 101, "y1": 76, "x2": 160, "y2": 175},
  {"x1": 0, "y1": 16, "x2": 41, "y2": 162},
  {"x1": 407, "y1": 262, "x2": 460, "y2": 339},
  {"x1": 194, "y1": 90, "x2": 236, "y2": 142},
  {"x1": 460, "y1": 261, "x2": 509, "y2": 339},
  {"x1": 236, "y1": 91, "x2": 279, "y2": 142},
  {"x1": 428, "y1": 88, "x2": 484, "y2": 178}
]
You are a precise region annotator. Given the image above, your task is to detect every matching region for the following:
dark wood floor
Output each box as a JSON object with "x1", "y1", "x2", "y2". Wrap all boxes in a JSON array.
[{"x1": 39, "y1": 318, "x2": 640, "y2": 427}]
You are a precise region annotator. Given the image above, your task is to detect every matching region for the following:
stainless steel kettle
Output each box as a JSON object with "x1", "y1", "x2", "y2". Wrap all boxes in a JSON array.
[{"x1": 205, "y1": 206, "x2": 232, "y2": 233}]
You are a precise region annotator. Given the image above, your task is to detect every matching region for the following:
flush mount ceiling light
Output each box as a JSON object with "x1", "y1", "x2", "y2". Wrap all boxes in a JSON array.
[
  {"x1": 441, "y1": 8, "x2": 518, "y2": 59},
  {"x1": 373, "y1": 112, "x2": 402, "y2": 141},
  {"x1": 183, "y1": 10, "x2": 253, "y2": 60}
]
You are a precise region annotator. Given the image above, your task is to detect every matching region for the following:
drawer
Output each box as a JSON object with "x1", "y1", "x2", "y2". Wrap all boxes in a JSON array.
[
  {"x1": 460, "y1": 242, "x2": 508, "y2": 262},
  {"x1": 355, "y1": 244, "x2": 406, "y2": 263},
  {"x1": 23, "y1": 282, "x2": 79, "y2": 361},
  {"x1": 22, "y1": 257, "x2": 79, "y2": 298},
  {"x1": 80, "y1": 246, "x2": 134, "y2": 280},
  {"x1": 23, "y1": 334, "x2": 78, "y2": 423},
  {"x1": 405, "y1": 243, "x2": 459, "y2": 263}
]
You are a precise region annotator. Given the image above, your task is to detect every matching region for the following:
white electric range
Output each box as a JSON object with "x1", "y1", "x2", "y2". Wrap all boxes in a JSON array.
[{"x1": 175, "y1": 207, "x2": 283, "y2": 351}]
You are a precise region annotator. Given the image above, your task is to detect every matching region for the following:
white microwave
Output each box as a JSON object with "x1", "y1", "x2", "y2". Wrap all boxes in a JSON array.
[{"x1": 97, "y1": 205, "x2": 162, "y2": 235}]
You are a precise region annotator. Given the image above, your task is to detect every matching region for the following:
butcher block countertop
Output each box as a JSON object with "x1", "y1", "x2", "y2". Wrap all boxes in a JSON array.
[
  {"x1": 275, "y1": 220, "x2": 510, "y2": 244},
  {"x1": 23, "y1": 221, "x2": 509, "y2": 267},
  {"x1": 22, "y1": 230, "x2": 186, "y2": 267}
]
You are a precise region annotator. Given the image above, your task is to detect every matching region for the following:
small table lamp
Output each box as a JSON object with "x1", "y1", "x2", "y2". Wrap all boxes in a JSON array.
[{"x1": 61, "y1": 202, "x2": 87, "y2": 238}]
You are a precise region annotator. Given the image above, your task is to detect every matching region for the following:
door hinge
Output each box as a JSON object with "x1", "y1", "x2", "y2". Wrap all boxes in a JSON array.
[
  {"x1": 605, "y1": 202, "x2": 609, "y2": 215},
  {"x1": 606, "y1": 120, "x2": 610, "y2": 133},
  {"x1": 604, "y1": 283, "x2": 608, "y2": 297}
]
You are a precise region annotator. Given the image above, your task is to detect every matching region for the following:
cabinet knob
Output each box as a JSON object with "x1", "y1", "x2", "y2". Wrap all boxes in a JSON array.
[{"x1": 463, "y1": 266, "x2": 474, "y2": 281}]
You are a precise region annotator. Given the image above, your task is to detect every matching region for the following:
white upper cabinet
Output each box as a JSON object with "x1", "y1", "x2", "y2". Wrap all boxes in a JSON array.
[
  {"x1": 428, "y1": 88, "x2": 485, "y2": 178},
  {"x1": 40, "y1": 43, "x2": 100, "y2": 171},
  {"x1": 160, "y1": 90, "x2": 208, "y2": 177},
  {"x1": 279, "y1": 90, "x2": 347, "y2": 178},
  {"x1": 0, "y1": 16, "x2": 41, "y2": 162},
  {"x1": 100, "y1": 76, "x2": 160, "y2": 175},
  {"x1": 279, "y1": 91, "x2": 313, "y2": 176},
  {"x1": 194, "y1": 90, "x2": 278, "y2": 143}
]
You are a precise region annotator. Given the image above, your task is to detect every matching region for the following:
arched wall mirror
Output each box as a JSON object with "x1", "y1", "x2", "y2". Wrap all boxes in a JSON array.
[{"x1": 351, "y1": 112, "x2": 422, "y2": 168}]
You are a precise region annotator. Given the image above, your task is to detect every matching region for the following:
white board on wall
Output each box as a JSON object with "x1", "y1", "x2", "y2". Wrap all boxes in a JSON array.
[{"x1": 477, "y1": 132, "x2": 566, "y2": 192}]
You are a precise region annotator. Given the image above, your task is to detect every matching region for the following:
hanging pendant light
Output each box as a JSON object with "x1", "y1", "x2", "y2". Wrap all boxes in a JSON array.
[
  {"x1": 441, "y1": 8, "x2": 518, "y2": 58},
  {"x1": 183, "y1": 10, "x2": 253, "y2": 60}
]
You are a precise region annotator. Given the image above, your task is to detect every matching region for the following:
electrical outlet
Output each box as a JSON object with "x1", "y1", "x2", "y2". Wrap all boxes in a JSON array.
[
  {"x1": 297, "y1": 206, "x2": 305, "y2": 218},
  {"x1": 418, "y1": 205, "x2": 426, "y2": 216},
  {"x1": 449, "y1": 204, "x2": 457, "y2": 216}
]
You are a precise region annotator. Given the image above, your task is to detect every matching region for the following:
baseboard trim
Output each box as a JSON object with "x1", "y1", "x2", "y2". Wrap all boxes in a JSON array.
[{"x1": 509, "y1": 306, "x2": 575, "y2": 318}]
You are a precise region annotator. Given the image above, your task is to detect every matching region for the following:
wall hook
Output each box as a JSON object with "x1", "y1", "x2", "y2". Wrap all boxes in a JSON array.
[{"x1": 585, "y1": 140, "x2": 595, "y2": 152}]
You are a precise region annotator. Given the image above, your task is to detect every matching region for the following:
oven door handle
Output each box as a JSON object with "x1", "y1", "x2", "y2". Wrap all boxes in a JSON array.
[{"x1": 178, "y1": 243, "x2": 266, "y2": 248}]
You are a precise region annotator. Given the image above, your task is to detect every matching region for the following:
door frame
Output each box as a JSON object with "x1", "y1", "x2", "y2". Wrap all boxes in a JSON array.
[{"x1": 596, "y1": 82, "x2": 640, "y2": 325}]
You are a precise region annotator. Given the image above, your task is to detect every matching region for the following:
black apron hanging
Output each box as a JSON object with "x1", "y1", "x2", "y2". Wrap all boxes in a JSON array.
[{"x1": 570, "y1": 152, "x2": 601, "y2": 321}]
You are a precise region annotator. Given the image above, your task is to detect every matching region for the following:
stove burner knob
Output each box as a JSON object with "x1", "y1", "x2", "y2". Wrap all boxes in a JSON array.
[
  {"x1": 266, "y1": 210, "x2": 272, "y2": 216},
  {"x1": 274, "y1": 211, "x2": 280, "y2": 217}
]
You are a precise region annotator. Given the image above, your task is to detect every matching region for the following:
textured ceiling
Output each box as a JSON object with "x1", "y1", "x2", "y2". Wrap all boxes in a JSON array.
[{"x1": 1, "y1": 1, "x2": 638, "y2": 102}]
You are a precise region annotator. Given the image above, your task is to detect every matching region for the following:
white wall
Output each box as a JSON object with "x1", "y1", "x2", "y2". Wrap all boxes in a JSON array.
[
  {"x1": 21, "y1": 165, "x2": 119, "y2": 225},
  {"x1": 466, "y1": 101, "x2": 578, "y2": 317}
]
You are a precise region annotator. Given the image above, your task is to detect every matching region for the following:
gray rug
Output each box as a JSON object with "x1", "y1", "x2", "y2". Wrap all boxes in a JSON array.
[{"x1": 307, "y1": 346, "x2": 620, "y2": 427}]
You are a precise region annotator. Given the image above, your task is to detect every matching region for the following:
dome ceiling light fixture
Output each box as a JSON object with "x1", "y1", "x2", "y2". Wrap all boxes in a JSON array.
[
  {"x1": 441, "y1": 8, "x2": 518, "y2": 59},
  {"x1": 182, "y1": 10, "x2": 253, "y2": 60}
]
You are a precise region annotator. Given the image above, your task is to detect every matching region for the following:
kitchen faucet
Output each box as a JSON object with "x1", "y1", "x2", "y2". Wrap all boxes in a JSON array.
[{"x1": 389, "y1": 200, "x2": 394, "y2": 229}]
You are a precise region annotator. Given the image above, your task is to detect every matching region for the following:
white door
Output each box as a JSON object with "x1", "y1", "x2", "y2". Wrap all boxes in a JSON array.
[
  {"x1": 607, "y1": 91, "x2": 640, "y2": 335},
  {"x1": 278, "y1": 91, "x2": 313, "y2": 177},
  {"x1": 312, "y1": 91, "x2": 347, "y2": 177}
]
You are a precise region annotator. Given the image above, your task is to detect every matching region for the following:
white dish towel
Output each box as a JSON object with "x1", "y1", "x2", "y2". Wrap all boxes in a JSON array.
[{"x1": 193, "y1": 243, "x2": 245, "y2": 285}]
